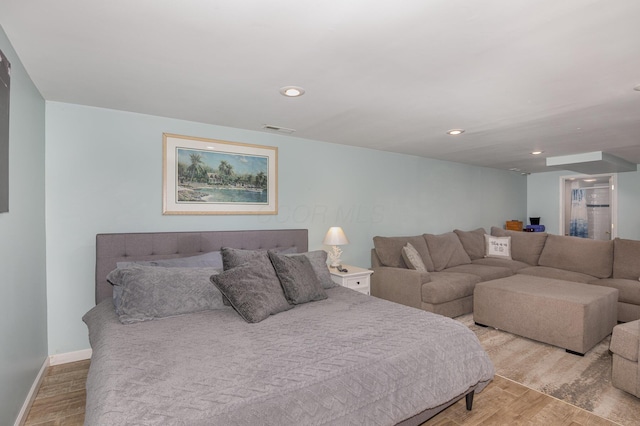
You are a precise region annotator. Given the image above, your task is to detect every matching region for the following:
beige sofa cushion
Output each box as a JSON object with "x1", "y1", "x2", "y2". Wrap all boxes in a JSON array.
[
  {"x1": 538, "y1": 234, "x2": 613, "y2": 279},
  {"x1": 613, "y1": 238, "x2": 640, "y2": 280},
  {"x1": 610, "y1": 320, "x2": 639, "y2": 362},
  {"x1": 518, "y1": 266, "x2": 597, "y2": 283},
  {"x1": 373, "y1": 235, "x2": 435, "y2": 271},
  {"x1": 424, "y1": 232, "x2": 471, "y2": 272},
  {"x1": 454, "y1": 228, "x2": 487, "y2": 260},
  {"x1": 443, "y1": 264, "x2": 513, "y2": 281},
  {"x1": 472, "y1": 257, "x2": 530, "y2": 273},
  {"x1": 421, "y1": 272, "x2": 480, "y2": 304},
  {"x1": 591, "y1": 278, "x2": 640, "y2": 305},
  {"x1": 491, "y1": 227, "x2": 548, "y2": 265}
]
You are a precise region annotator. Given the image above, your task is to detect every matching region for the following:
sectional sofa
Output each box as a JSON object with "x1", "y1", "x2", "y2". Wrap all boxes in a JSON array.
[{"x1": 370, "y1": 227, "x2": 640, "y2": 323}]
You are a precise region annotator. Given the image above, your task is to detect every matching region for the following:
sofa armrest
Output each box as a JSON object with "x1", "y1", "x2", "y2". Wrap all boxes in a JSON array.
[{"x1": 370, "y1": 266, "x2": 430, "y2": 309}]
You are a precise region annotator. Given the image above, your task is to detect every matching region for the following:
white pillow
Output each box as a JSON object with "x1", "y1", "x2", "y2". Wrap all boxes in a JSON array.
[
  {"x1": 401, "y1": 242, "x2": 428, "y2": 272},
  {"x1": 484, "y1": 234, "x2": 512, "y2": 259}
]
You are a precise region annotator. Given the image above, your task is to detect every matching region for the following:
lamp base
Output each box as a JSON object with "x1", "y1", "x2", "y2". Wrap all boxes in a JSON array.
[{"x1": 327, "y1": 245, "x2": 343, "y2": 268}]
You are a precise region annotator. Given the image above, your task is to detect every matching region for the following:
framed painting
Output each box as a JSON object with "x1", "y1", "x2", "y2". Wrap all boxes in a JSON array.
[{"x1": 163, "y1": 133, "x2": 277, "y2": 215}]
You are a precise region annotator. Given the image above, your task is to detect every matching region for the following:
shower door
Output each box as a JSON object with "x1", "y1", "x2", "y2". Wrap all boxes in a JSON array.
[{"x1": 561, "y1": 174, "x2": 616, "y2": 240}]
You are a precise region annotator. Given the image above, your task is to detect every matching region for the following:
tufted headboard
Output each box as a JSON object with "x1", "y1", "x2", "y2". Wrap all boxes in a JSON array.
[{"x1": 95, "y1": 229, "x2": 308, "y2": 304}]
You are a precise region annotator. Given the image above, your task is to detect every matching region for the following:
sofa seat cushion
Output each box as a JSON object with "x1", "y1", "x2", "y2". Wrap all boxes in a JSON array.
[
  {"x1": 517, "y1": 266, "x2": 596, "y2": 283},
  {"x1": 373, "y1": 235, "x2": 435, "y2": 271},
  {"x1": 610, "y1": 320, "x2": 639, "y2": 362},
  {"x1": 491, "y1": 227, "x2": 548, "y2": 265},
  {"x1": 423, "y1": 232, "x2": 471, "y2": 271},
  {"x1": 421, "y1": 272, "x2": 480, "y2": 304},
  {"x1": 472, "y1": 258, "x2": 530, "y2": 273},
  {"x1": 443, "y1": 264, "x2": 513, "y2": 281},
  {"x1": 613, "y1": 238, "x2": 640, "y2": 280},
  {"x1": 591, "y1": 278, "x2": 640, "y2": 305},
  {"x1": 537, "y1": 234, "x2": 613, "y2": 279}
]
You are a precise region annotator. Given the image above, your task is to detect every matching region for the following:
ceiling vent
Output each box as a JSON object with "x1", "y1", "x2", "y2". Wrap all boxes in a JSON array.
[
  {"x1": 262, "y1": 125, "x2": 296, "y2": 134},
  {"x1": 546, "y1": 151, "x2": 637, "y2": 174}
]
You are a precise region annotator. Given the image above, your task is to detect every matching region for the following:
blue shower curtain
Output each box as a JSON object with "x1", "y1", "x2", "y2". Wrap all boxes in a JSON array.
[{"x1": 569, "y1": 188, "x2": 588, "y2": 238}]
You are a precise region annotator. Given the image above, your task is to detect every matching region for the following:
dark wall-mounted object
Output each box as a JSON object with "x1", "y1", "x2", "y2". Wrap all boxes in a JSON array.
[{"x1": 0, "y1": 48, "x2": 10, "y2": 213}]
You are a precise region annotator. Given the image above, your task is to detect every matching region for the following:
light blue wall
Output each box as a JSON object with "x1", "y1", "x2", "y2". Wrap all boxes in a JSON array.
[
  {"x1": 0, "y1": 27, "x2": 47, "y2": 425},
  {"x1": 45, "y1": 101, "x2": 527, "y2": 354},
  {"x1": 527, "y1": 169, "x2": 640, "y2": 239}
]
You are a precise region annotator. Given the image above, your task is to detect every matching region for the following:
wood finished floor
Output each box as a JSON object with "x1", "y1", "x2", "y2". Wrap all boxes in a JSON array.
[{"x1": 23, "y1": 360, "x2": 618, "y2": 426}]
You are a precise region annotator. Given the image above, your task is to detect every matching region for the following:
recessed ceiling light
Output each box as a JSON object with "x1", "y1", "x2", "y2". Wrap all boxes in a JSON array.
[
  {"x1": 447, "y1": 129, "x2": 465, "y2": 135},
  {"x1": 509, "y1": 168, "x2": 521, "y2": 172},
  {"x1": 530, "y1": 151, "x2": 544, "y2": 155},
  {"x1": 279, "y1": 86, "x2": 305, "y2": 97}
]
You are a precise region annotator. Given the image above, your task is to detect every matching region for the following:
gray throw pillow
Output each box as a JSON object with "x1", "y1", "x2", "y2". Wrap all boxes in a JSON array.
[
  {"x1": 116, "y1": 251, "x2": 223, "y2": 269},
  {"x1": 221, "y1": 247, "x2": 275, "y2": 270},
  {"x1": 269, "y1": 251, "x2": 327, "y2": 304},
  {"x1": 106, "y1": 265, "x2": 224, "y2": 324},
  {"x1": 220, "y1": 247, "x2": 281, "y2": 306},
  {"x1": 287, "y1": 250, "x2": 338, "y2": 289},
  {"x1": 211, "y1": 263, "x2": 293, "y2": 323}
]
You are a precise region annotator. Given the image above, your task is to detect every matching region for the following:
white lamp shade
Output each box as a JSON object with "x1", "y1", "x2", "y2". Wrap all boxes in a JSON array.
[{"x1": 322, "y1": 227, "x2": 349, "y2": 246}]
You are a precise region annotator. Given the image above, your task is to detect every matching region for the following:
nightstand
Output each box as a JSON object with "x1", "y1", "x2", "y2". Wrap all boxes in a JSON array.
[{"x1": 329, "y1": 265, "x2": 373, "y2": 295}]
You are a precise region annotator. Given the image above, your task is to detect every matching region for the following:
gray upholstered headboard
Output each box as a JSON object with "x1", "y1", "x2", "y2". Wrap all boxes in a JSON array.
[{"x1": 95, "y1": 229, "x2": 309, "y2": 304}]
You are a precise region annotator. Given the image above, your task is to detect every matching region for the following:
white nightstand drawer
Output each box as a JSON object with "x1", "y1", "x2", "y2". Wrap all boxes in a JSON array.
[
  {"x1": 328, "y1": 265, "x2": 373, "y2": 295},
  {"x1": 343, "y1": 276, "x2": 369, "y2": 291}
]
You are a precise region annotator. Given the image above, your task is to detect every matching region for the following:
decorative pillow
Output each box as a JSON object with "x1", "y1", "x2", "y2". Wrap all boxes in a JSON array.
[
  {"x1": 116, "y1": 251, "x2": 223, "y2": 269},
  {"x1": 373, "y1": 236, "x2": 435, "y2": 271},
  {"x1": 484, "y1": 234, "x2": 512, "y2": 259},
  {"x1": 268, "y1": 251, "x2": 327, "y2": 304},
  {"x1": 287, "y1": 250, "x2": 338, "y2": 289},
  {"x1": 423, "y1": 232, "x2": 472, "y2": 271},
  {"x1": 401, "y1": 242, "x2": 428, "y2": 272},
  {"x1": 106, "y1": 265, "x2": 224, "y2": 324},
  {"x1": 220, "y1": 247, "x2": 282, "y2": 305},
  {"x1": 221, "y1": 247, "x2": 274, "y2": 270},
  {"x1": 454, "y1": 228, "x2": 487, "y2": 260},
  {"x1": 210, "y1": 263, "x2": 293, "y2": 323}
]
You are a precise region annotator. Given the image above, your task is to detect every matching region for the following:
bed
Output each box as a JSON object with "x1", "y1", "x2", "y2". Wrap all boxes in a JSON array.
[{"x1": 83, "y1": 229, "x2": 494, "y2": 425}]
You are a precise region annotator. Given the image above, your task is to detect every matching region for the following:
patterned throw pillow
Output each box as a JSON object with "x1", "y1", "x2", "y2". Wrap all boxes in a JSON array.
[
  {"x1": 268, "y1": 251, "x2": 327, "y2": 304},
  {"x1": 401, "y1": 242, "x2": 428, "y2": 272},
  {"x1": 107, "y1": 265, "x2": 225, "y2": 324},
  {"x1": 211, "y1": 263, "x2": 293, "y2": 323},
  {"x1": 484, "y1": 234, "x2": 512, "y2": 259}
]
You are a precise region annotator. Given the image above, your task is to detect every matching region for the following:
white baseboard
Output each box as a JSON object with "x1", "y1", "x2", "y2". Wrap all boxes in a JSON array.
[
  {"x1": 48, "y1": 348, "x2": 92, "y2": 366},
  {"x1": 14, "y1": 357, "x2": 49, "y2": 426},
  {"x1": 14, "y1": 349, "x2": 93, "y2": 425}
]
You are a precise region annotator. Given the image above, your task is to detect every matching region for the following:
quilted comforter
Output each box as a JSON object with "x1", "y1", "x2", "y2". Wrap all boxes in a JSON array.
[{"x1": 83, "y1": 287, "x2": 494, "y2": 425}]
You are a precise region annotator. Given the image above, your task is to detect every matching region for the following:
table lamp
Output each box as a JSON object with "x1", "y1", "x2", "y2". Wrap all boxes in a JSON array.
[{"x1": 323, "y1": 226, "x2": 349, "y2": 267}]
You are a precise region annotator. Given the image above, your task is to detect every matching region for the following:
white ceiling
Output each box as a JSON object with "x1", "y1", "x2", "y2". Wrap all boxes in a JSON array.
[{"x1": 1, "y1": 0, "x2": 639, "y2": 174}]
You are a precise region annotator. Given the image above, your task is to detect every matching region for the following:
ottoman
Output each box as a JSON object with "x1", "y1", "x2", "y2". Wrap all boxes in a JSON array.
[{"x1": 474, "y1": 275, "x2": 618, "y2": 355}]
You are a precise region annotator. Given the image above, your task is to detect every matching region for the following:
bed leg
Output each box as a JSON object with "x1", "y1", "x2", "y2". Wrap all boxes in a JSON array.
[{"x1": 465, "y1": 391, "x2": 474, "y2": 411}]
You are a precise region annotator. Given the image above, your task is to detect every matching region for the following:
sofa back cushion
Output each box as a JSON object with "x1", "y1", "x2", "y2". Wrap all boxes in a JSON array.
[
  {"x1": 454, "y1": 228, "x2": 487, "y2": 260},
  {"x1": 491, "y1": 227, "x2": 548, "y2": 265},
  {"x1": 613, "y1": 238, "x2": 640, "y2": 280},
  {"x1": 373, "y1": 236, "x2": 435, "y2": 271},
  {"x1": 423, "y1": 232, "x2": 471, "y2": 271},
  {"x1": 537, "y1": 234, "x2": 613, "y2": 278}
]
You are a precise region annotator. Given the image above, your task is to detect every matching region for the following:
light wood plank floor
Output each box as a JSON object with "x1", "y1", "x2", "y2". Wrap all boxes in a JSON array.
[{"x1": 23, "y1": 360, "x2": 618, "y2": 426}]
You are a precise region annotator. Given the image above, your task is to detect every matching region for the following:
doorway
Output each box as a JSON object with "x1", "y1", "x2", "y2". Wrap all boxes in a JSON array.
[{"x1": 560, "y1": 174, "x2": 617, "y2": 240}]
